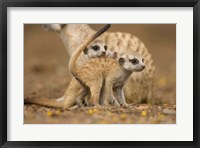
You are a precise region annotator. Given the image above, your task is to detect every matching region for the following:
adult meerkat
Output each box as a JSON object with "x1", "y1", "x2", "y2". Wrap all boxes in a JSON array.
[{"x1": 42, "y1": 24, "x2": 155, "y2": 103}]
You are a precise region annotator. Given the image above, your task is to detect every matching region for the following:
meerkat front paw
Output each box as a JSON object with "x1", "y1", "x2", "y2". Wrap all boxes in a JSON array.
[
  {"x1": 109, "y1": 99, "x2": 120, "y2": 107},
  {"x1": 121, "y1": 103, "x2": 129, "y2": 108}
]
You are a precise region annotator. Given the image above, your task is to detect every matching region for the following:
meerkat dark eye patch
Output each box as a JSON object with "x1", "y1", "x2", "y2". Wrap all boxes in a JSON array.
[
  {"x1": 83, "y1": 48, "x2": 88, "y2": 54},
  {"x1": 104, "y1": 45, "x2": 107, "y2": 51},
  {"x1": 142, "y1": 59, "x2": 144, "y2": 62},
  {"x1": 130, "y1": 58, "x2": 139, "y2": 65},
  {"x1": 119, "y1": 58, "x2": 125, "y2": 65},
  {"x1": 92, "y1": 45, "x2": 100, "y2": 51}
]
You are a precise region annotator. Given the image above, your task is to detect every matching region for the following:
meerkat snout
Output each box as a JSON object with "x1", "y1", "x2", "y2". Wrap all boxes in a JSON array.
[{"x1": 142, "y1": 65, "x2": 145, "y2": 69}]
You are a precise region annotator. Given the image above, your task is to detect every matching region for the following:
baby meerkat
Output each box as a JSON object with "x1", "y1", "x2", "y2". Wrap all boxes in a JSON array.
[
  {"x1": 56, "y1": 42, "x2": 117, "y2": 103},
  {"x1": 56, "y1": 39, "x2": 116, "y2": 103},
  {"x1": 56, "y1": 40, "x2": 117, "y2": 104}
]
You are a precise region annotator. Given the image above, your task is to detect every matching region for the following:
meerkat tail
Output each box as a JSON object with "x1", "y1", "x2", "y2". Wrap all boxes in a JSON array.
[
  {"x1": 68, "y1": 24, "x2": 111, "y2": 78},
  {"x1": 24, "y1": 97, "x2": 63, "y2": 108}
]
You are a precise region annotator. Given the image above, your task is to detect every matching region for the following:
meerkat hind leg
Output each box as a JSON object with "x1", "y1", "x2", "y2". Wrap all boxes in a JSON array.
[
  {"x1": 76, "y1": 97, "x2": 84, "y2": 107},
  {"x1": 101, "y1": 80, "x2": 119, "y2": 107},
  {"x1": 83, "y1": 93, "x2": 92, "y2": 106},
  {"x1": 63, "y1": 85, "x2": 86, "y2": 109},
  {"x1": 87, "y1": 79, "x2": 103, "y2": 107},
  {"x1": 76, "y1": 88, "x2": 90, "y2": 107}
]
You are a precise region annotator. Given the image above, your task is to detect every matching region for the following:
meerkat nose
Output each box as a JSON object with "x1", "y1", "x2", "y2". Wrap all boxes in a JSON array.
[
  {"x1": 103, "y1": 51, "x2": 106, "y2": 55},
  {"x1": 142, "y1": 65, "x2": 145, "y2": 69}
]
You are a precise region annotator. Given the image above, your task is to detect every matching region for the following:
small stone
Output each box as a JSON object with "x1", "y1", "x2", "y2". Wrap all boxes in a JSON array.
[{"x1": 163, "y1": 109, "x2": 176, "y2": 115}]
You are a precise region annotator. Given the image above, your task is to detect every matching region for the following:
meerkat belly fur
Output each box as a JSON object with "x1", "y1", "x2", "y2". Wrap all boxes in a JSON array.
[{"x1": 42, "y1": 24, "x2": 155, "y2": 103}]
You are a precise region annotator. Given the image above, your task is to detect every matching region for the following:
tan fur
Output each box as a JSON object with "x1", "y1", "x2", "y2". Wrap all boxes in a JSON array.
[
  {"x1": 73, "y1": 57, "x2": 121, "y2": 106},
  {"x1": 44, "y1": 24, "x2": 155, "y2": 103},
  {"x1": 69, "y1": 24, "x2": 111, "y2": 79},
  {"x1": 25, "y1": 78, "x2": 85, "y2": 109}
]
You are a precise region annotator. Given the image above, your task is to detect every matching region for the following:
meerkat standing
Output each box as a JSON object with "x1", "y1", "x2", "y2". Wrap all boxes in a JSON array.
[
  {"x1": 56, "y1": 40, "x2": 117, "y2": 104},
  {"x1": 42, "y1": 24, "x2": 155, "y2": 103},
  {"x1": 56, "y1": 39, "x2": 117, "y2": 104}
]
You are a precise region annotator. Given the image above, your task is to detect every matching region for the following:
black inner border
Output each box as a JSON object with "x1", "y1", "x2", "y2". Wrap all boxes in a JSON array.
[{"x1": 0, "y1": 0, "x2": 199, "y2": 147}]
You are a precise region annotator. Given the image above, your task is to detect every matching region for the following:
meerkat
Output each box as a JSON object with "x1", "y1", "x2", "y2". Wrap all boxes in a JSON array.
[
  {"x1": 42, "y1": 24, "x2": 155, "y2": 103},
  {"x1": 56, "y1": 39, "x2": 117, "y2": 104},
  {"x1": 56, "y1": 39, "x2": 117, "y2": 103}
]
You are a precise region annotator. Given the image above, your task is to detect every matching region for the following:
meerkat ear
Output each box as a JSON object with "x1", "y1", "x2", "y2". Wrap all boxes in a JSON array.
[
  {"x1": 118, "y1": 57, "x2": 125, "y2": 65},
  {"x1": 83, "y1": 48, "x2": 88, "y2": 54}
]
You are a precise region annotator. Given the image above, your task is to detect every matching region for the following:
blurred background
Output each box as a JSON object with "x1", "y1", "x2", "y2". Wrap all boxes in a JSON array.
[{"x1": 24, "y1": 24, "x2": 176, "y2": 124}]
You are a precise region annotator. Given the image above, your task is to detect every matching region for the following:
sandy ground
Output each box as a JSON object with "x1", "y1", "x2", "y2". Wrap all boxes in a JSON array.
[{"x1": 24, "y1": 24, "x2": 176, "y2": 124}]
